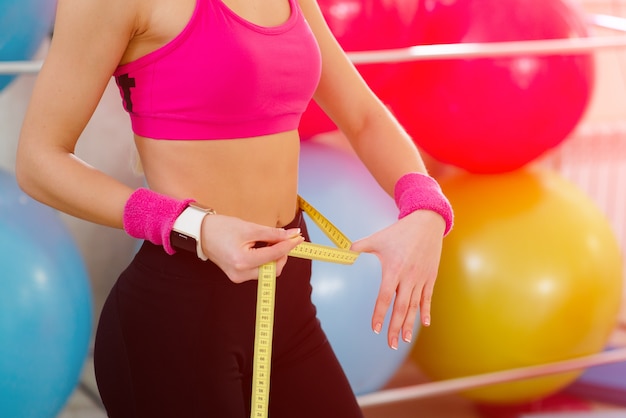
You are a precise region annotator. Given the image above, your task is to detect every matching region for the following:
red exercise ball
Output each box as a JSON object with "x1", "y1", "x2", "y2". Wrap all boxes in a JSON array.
[
  {"x1": 299, "y1": 0, "x2": 421, "y2": 139},
  {"x1": 386, "y1": 0, "x2": 594, "y2": 173}
]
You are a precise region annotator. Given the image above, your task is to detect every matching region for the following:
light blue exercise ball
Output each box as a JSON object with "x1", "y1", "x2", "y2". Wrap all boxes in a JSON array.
[
  {"x1": 298, "y1": 141, "x2": 419, "y2": 395},
  {"x1": 0, "y1": 0, "x2": 56, "y2": 91},
  {"x1": 0, "y1": 170, "x2": 93, "y2": 418}
]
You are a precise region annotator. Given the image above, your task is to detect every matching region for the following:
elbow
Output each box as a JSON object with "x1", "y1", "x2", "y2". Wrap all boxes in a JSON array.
[
  {"x1": 15, "y1": 145, "x2": 29, "y2": 189},
  {"x1": 15, "y1": 159, "x2": 32, "y2": 198},
  {"x1": 15, "y1": 140, "x2": 41, "y2": 199}
]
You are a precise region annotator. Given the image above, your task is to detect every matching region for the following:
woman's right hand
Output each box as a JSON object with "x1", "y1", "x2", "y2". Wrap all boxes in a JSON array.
[{"x1": 199, "y1": 214, "x2": 304, "y2": 283}]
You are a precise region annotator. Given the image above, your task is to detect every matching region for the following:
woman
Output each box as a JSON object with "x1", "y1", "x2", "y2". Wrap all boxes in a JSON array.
[{"x1": 16, "y1": 0, "x2": 452, "y2": 416}]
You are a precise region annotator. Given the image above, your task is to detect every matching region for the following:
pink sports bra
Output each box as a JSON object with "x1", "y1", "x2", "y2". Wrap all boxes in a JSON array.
[{"x1": 114, "y1": 0, "x2": 322, "y2": 140}]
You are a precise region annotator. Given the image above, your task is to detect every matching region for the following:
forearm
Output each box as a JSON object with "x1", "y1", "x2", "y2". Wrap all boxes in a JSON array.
[
  {"x1": 341, "y1": 97, "x2": 453, "y2": 235},
  {"x1": 16, "y1": 145, "x2": 133, "y2": 229},
  {"x1": 345, "y1": 100, "x2": 429, "y2": 197}
]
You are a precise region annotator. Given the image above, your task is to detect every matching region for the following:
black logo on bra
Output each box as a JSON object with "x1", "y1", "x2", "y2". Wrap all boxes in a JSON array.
[{"x1": 117, "y1": 74, "x2": 136, "y2": 113}]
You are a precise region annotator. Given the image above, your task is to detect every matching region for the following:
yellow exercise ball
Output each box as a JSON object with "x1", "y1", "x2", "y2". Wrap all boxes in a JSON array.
[{"x1": 411, "y1": 167, "x2": 623, "y2": 405}]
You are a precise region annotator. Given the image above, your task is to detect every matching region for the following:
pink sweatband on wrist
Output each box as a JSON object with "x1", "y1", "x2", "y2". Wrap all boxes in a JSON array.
[
  {"x1": 394, "y1": 172, "x2": 454, "y2": 236},
  {"x1": 123, "y1": 188, "x2": 194, "y2": 255}
]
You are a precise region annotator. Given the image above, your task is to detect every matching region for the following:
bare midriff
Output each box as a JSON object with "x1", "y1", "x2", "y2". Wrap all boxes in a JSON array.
[{"x1": 135, "y1": 130, "x2": 301, "y2": 228}]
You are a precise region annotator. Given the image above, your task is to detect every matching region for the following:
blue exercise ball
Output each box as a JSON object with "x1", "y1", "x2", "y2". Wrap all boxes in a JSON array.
[
  {"x1": 0, "y1": 170, "x2": 93, "y2": 418},
  {"x1": 298, "y1": 141, "x2": 418, "y2": 395},
  {"x1": 0, "y1": 0, "x2": 56, "y2": 92}
]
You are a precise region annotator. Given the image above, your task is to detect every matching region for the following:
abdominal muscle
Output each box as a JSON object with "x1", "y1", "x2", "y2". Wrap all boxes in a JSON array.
[{"x1": 135, "y1": 130, "x2": 301, "y2": 228}]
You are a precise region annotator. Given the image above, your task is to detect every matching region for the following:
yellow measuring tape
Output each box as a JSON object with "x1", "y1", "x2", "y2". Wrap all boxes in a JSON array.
[{"x1": 250, "y1": 196, "x2": 360, "y2": 418}]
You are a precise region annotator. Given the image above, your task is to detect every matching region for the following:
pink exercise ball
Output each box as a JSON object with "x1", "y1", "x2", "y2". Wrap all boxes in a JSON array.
[
  {"x1": 386, "y1": 0, "x2": 595, "y2": 173},
  {"x1": 299, "y1": 0, "x2": 421, "y2": 139}
]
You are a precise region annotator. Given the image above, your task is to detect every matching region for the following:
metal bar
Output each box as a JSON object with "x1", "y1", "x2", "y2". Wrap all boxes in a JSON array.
[{"x1": 357, "y1": 347, "x2": 626, "y2": 408}]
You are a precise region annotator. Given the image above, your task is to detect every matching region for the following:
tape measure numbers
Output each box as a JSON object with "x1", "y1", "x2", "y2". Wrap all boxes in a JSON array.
[
  {"x1": 251, "y1": 262, "x2": 277, "y2": 418},
  {"x1": 250, "y1": 196, "x2": 359, "y2": 417}
]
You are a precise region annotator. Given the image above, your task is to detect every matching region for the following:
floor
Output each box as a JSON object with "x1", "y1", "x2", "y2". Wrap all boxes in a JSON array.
[
  {"x1": 59, "y1": 346, "x2": 626, "y2": 418},
  {"x1": 60, "y1": 315, "x2": 626, "y2": 417}
]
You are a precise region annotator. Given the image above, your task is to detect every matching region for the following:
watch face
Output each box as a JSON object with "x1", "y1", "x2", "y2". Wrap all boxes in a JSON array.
[{"x1": 170, "y1": 230, "x2": 197, "y2": 254}]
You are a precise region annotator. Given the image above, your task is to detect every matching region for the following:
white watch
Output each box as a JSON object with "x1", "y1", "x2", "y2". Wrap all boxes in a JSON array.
[{"x1": 170, "y1": 203, "x2": 216, "y2": 260}]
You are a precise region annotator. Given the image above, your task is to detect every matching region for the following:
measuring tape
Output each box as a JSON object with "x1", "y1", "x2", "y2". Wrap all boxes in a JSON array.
[{"x1": 250, "y1": 196, "x2": 360, "y2": 418}]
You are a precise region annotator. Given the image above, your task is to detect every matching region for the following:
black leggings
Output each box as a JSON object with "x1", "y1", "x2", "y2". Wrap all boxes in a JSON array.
[{"x1": 94, "y1": 213, "x2": 363, "y2": 418}]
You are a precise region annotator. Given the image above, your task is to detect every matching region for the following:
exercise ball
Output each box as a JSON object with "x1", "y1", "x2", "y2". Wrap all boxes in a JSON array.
[
  {"x1": 0, "y1": 170, "x2": 93, "y2": 418},
  {"x1": 299, "y1": 0, "x2": 421, "y2": 139},
  {"x1": 387, "y1": 0, "x2": 594, "y2": 173},
  {"x1": 299, "y1": 100, "x2": 338, "y2": 140},
  {"x1": 0, "y1": 0, "x2": 56, "y2": 92},
  {"x1": 410, "y1": 168, "x2": 623, "y2": 404},
  {"x1": 299, "y1": 140, "x2": 417, "y2": 395}
]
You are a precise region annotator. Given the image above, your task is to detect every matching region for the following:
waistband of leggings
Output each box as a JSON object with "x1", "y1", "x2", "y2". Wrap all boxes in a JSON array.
[{"x1": 132, "y1": 208, "x2": 307, "y2": 278}]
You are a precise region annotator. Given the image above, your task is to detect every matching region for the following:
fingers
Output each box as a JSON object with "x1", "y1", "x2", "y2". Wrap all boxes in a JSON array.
[
  {"x1": 275, "y1": 254, "x2": 290, "y2": 277},
  {"x1": 420, "y1": 279, "x2": 435, "y2": 327},
  {"x1": 203, "y1": 216, "x2": 305, "y2": 283},
  {"x1": 233, "y1": 234, "x2": 303, "y2": 282},
  {"x1": 372, "y1": 271, "x2": 436, "y2": 350},
  {"x1": 235, "y1": 254, "x2": 291, "y2": 283},
  {"x1": 255, "y1": 226, "x2": 302, "y2": 245},
  {"x1": 371, "y1": 291, "x2": 390, "y2": 336},
  {"x1": 349, "y1": 236, "x2": 371, "y2": 254},
  {"x1": 372, "y1": 283, "x2": 414, "y2": 350},
  {"x1": 252, "y1": 232, "x2": 304, "y2": 262},
  {"x1": 397, "y1": 285, "x2": 421, "y2": 345}
]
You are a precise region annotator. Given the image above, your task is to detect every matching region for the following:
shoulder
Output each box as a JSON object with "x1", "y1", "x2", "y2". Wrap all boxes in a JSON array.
[
  {"x1": 296, "y1": 0, "x2": 324, "y2": 24},
  {"x1": 49, "y1": 0, "x2": 143, "y2": 65},
  {"x1": 45, "y1": 0, "x2": 148, "y2": 74},
  {"x1": 54, "y1": 0, "x2": 142, "y2": 36},
  {"x1": 295, "y1": 0, "x2": 338, "y2": 49}
]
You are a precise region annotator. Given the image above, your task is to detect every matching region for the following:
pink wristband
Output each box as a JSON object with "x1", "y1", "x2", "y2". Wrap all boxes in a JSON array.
[
  {"x1": 394, "y1": 172, "x2": 454, "y2": 236},
  {"x1": 123, "y1": 188, "x2": 194, "y2": 255}
]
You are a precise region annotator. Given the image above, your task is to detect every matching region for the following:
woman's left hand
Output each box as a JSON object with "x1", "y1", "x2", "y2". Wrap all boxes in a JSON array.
[{"x1": 350, "y1": 210, "x2": 445, "y2": 350}]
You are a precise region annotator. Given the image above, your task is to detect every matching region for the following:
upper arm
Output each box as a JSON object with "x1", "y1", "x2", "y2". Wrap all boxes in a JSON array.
[
  {"x1": 18, "y1": 0, "x2": 139, "y2": 155},
  {"x1": 297, "y1": 0, "x2": 427, "y2": 191}
]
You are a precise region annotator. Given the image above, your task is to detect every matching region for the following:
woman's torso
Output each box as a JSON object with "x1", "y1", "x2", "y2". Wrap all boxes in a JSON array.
[{"x1": 121, "y1": 0, "x2": 316, "y2": 227}]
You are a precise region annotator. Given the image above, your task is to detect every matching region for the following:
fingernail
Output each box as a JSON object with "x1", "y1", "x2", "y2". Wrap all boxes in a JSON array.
[
  {"x1": 403, "y1": 331, "x2": 412, "y2": 343},
  {"x1": 373, "y1": 323, "x2": 382, "y2": 334},
  {"x1": 424, "y1": 317, "x2": 431, "y2": 327},
  {"x1": 391, "y1": 338, "x2": 398, "y2": 350}
]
